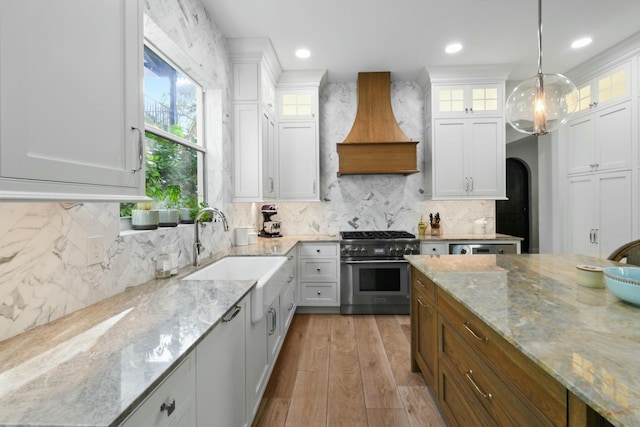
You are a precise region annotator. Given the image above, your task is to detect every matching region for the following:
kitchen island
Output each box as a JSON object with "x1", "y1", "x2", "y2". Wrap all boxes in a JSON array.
[
  {"x1": 406, "y1": 253, "x2": 638, "y2": 427},
  {"x1": 0, "y1": 235, "x2": 334, "y2": 427}
]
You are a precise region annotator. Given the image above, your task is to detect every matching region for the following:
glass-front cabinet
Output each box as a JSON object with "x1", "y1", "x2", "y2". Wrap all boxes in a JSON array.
[
  {"x1": 567, "y1": 61, "x2": 631, "y2": 116},
  {"x1": 432, "y1": 83, "x2": 502, "y2": 118}
]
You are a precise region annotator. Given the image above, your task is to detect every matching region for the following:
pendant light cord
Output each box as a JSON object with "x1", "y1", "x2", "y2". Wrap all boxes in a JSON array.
[{"x1": 537, "y1": 0, "x2": 543, "y2": 75}]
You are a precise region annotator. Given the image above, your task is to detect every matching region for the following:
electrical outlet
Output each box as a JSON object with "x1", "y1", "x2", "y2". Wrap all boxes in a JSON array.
[{"x1": 87, "y1": 235, "x2": 104, "y2": 266}]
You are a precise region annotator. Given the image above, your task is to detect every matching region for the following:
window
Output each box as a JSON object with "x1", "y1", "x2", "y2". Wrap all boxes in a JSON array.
[{"x1": 121, "y1": 45, "x2": 205, "y2": 220}]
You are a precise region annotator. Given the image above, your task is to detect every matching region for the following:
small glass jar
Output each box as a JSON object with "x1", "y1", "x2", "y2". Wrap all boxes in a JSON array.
[{"x1": 156, "y1": 247, "x2": 172, "y2": 279}]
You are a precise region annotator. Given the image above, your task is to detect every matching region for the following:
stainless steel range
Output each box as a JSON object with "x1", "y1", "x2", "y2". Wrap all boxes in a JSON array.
[{"x1": 340, "y1": 230, "x2": 420, "y2": 314}]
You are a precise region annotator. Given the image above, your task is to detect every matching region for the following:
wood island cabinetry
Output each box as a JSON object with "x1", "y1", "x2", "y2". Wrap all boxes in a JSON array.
[{"x1": 411, "y1": 267, "x2": 566, "y2": 426}]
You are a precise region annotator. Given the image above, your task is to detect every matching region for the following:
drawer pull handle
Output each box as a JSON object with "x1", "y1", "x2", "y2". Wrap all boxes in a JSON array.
[
  {"x1": 416, "y1": 279, "x2": 425, "y2": 288},
  {"x1": 222, "y1": 306, "x2": 242, "y2": 323},
  {"x1": 288, "y1": 302, "x2": 294, "y2": 310},
  {"x1": 463, "y1": 321, "x2": 488, "y2": 342},
  {"x1": 465, "y1": 370, "x2": 493, "y2": 400},
  {"x1": 417, "y1": 298, "x2": 428, "y2": 309},
  {"x1": 160, "y1": 399, "x2": 176, "y2": 416}
]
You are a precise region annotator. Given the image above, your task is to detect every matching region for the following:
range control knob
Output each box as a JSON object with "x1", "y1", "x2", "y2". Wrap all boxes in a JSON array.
[
  {"x1": 359, "y1": 247, "x2": 368, "y2": 255},
  {"x1": 404, "y1": 245, "x2": 413, "y2": 254},
  {"x1": 341, "y1": 246, "x2": 349, "y2": 256},
  {"x1": 349, "y1": 246, "x2": 357, "y2": 255}
]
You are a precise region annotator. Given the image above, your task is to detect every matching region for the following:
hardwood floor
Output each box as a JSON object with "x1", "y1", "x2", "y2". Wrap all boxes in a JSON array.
[{"x1": 252, "y1": 314, "x2": 446, "y2": 427}]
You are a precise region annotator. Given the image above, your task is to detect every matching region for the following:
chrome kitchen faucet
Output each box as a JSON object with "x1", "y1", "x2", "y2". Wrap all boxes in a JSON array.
[{"x1": 193, "y1": 207, "x2": 229, "y2": 266}]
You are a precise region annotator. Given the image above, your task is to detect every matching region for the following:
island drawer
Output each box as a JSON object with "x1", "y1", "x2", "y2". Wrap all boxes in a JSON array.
[
  {"x1": 438, "y1": 357, "x2": 494, "y2": 427},
  {"x1": 438, "y1": 290, "x2": 566, "y2": 426},
  {"x1": 439, "y1": 312, "x2": 557, "y2": 426},
  {"x1": 411, "y1": 268, "x2": 436, "y2": 304}
]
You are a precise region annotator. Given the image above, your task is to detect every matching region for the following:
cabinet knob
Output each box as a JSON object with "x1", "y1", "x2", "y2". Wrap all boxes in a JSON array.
[
  {"x1": 316, "y1": 249, "x2": 321, "y2": 253},
  {"x1": 160, "y1": 400, "x2": 176, "y2": 417},
  {"x1": 317, "y1": 291, "x2": 322, "y2": 296},
  {"x1": 316, "y1": 267, "x2": 321, "y2": 272}
]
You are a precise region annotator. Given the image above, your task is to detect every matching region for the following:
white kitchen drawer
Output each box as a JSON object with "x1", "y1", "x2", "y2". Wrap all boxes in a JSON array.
[
  {"x1": 421, "y1": 243, "x2": 447, "y2": 255},
  {"x1": 120, "y1": 353, "x2": 196, "y2": 427},
  {"x1": 299, "y1": 242, "x2": 338, "y2": 257},
  {"x1": 300, "y1": 259, "x2": 338, "y2": 281},
  {"x1": 301, "y1": 283, "x2": 338, "y2": 305}
]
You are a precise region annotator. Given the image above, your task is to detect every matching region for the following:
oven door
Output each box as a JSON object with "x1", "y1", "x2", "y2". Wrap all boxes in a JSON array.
[{"x1": 340, "y1": 260, "x2": 410, "y2": 314}]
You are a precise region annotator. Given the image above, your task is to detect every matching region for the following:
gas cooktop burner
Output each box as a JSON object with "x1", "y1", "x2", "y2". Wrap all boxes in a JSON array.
[{"x1": 340, "y1": 230, "x2": 416, "y2": 240}]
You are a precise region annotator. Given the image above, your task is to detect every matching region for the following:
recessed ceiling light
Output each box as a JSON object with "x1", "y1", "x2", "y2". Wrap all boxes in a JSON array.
[
  {"x1": 445, "y1": 43, "x2": 463, "y2": 54},
  {"x1": 295, "y1": 48, "x2": 311, "y2": 59},
  {"x1": 571, "y1": 37, "x2": 592, "y2": 49}
]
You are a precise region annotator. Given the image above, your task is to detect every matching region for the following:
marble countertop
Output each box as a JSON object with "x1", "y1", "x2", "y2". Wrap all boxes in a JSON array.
[
  {"x1": 0, "y1": 235, "x2": 334, "y2": 427},
  {"x1": 418, "y1": 232, "x2": 523, "y2": 241},
  {"x1": 406, "y1": 254, "x2": 638, "y2": 427}
]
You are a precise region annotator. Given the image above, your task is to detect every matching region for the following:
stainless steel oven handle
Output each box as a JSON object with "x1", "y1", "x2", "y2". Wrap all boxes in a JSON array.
[{"x1": 340, "y1": 259, "x2": 409, "y2": 264}]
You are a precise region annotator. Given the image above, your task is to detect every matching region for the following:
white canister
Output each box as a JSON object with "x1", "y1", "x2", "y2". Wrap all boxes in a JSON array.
[
  {"x1": 473, "y1": 218, "x2": 487, "y2": 234},
  {"x1": 235, "y1": 227, "x2": 250, "y2": 246},
  {"x1": 247, "y1": 231, "x2": 258, "y2": 244}
]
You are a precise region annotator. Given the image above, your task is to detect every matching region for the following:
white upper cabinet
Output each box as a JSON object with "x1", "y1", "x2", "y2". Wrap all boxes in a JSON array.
[
  {"x1": 568, "y1": 61, "x2": 631, "y2": 117},
  {"x1": 0, "y1": 0, "x2": 144, "y2": 201},
  {"x1": 229, "y1": 39, "x2": 324, "y2": 202},
  {"x1": 432, "y1": 117, "x2": 505, "y2": 199},
  {"x1": 567, "y1": 100, "x2": 632, "y2": 174},
  {"x1": 432, "y1": 83, "x2": 503, "y2": 118},
  {"x1": 278, "y1": 121, "x2": 318, "y2": 200},
  {"x1": 422, "y1": 74, "x2": 507, "y2": 200}
]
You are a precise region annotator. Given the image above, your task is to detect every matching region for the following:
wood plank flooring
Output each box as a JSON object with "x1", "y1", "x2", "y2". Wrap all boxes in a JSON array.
[{"x1": 253, "y1": 314, "x2": 446, "y2": 427}]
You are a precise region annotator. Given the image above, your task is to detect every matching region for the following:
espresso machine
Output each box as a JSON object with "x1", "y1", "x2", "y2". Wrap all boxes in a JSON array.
[{"x1": 260, "y1": 204, "x2": 282, "y2": 237}]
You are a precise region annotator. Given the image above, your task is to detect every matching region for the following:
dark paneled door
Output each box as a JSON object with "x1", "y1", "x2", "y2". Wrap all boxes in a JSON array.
[{"x1": 497, "y1": 158, "x2": 529, "y2": 253}]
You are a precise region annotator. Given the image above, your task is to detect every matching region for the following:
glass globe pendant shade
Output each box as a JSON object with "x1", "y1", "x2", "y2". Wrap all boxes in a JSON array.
[{"x1": 506, "y1": 72, "x2": 578, "y2": 136}]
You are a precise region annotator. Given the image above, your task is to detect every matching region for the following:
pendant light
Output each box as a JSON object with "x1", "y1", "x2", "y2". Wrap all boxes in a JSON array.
[{"x1": 505, "y1": 0, "x2": 578, "y2": 135}]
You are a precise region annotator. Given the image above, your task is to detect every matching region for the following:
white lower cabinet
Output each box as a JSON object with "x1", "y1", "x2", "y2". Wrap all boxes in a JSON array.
[
  {"x1": 196, "y1": 300, "x2": 246, "y2": 427},
  {"x1": 245, "y1": 294, "x2": 270, "y2": 423},
  {"x1": 298, "y1": 242, "x2": 340, "y2": 307},
  {"x1": 267, "y1": 296, "x2": 282, "y2": 366},
  {"x1": 120, "y1": 354, "x2": 196, "y2": 427},
  {"x1": 566, "y1": 171, "x2": 632, "y2": 257},
  {"x1": 123, "y1": 256, "x2": 299, "y2": 427},
  {"x1": 280, "y1": 280, "x2": 297, "y2": 333}
]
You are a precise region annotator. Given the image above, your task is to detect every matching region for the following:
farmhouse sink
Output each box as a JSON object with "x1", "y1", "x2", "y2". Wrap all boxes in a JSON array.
[{"x1": 183, "y1": 256, "x2": 287, "y2": 323}]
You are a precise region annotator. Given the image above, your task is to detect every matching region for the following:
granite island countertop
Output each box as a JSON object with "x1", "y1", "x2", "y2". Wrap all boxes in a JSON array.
[
  {"x1": 0, "y1": 234, "x2": 335, "y2": 427},
  {"x1": 405, "y1": 253, "x2": 639, "y2": 427}
]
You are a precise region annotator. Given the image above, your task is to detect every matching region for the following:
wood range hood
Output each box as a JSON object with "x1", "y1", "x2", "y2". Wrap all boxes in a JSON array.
[{"x1": 336, "y1": 72, "x2": 418, "y2": 176}]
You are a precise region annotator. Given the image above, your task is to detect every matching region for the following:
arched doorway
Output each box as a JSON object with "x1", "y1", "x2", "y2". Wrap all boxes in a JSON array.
[{"x1": 497, "y1": 158, "x2": 530, "y2": 253}]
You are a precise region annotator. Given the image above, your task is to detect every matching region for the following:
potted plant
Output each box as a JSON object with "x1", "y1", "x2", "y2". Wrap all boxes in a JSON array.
[
  {"x1": 157, "y1": 185, "x2": 180, "y2": 227},
  {"x1": 131, "y1": 201, "x2": 159, "y2": 230},
  {"x1": 180, "y1": 194, "x2": 198, "y2": 224}
]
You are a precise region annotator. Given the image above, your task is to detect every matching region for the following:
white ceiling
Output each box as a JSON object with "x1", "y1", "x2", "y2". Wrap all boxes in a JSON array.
[{"x1": 200, "y1": 0, "x2": 640, "y2": 83}]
